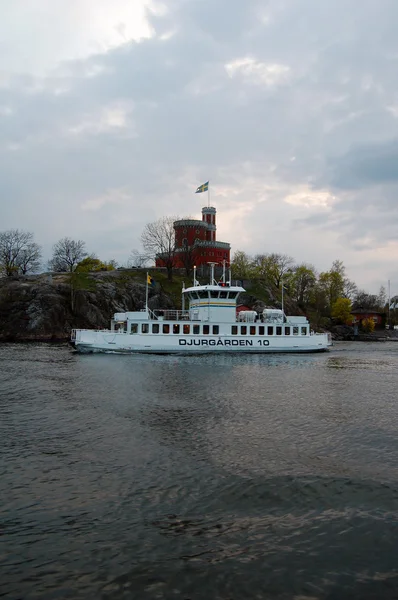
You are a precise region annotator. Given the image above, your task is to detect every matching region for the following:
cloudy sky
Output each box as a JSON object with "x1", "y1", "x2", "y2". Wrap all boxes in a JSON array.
[{"x1": 1, "y1": 0, "x2": 397, "y2": 293}]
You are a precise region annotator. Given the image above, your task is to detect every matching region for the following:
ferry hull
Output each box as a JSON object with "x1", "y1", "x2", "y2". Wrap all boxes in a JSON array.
[{"x1": 72, "y1": 331, "x2": 330, "y2": 354}]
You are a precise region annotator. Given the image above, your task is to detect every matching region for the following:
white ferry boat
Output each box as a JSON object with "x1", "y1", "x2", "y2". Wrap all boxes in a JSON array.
[{"x1": 71, "y1": 266, "x2": 331, "y2": 354}]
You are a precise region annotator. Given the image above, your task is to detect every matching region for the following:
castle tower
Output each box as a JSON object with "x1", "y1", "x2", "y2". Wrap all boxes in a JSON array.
[{"x1": 202, "y1": 206, "x2": 216, "y2": 242}]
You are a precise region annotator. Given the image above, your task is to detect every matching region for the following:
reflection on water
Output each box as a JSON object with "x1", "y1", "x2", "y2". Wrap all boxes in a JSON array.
[{"x1": 1, "y1": 341, "x2": 398, "y2": 599}]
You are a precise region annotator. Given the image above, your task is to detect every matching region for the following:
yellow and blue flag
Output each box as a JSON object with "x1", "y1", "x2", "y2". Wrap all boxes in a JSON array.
[
  {"x1": 195, "y1": 181, "x2": 209, "y2": 193},
  {"x1": 147, "y1": 274, "x2": 155, "y2": 287}
]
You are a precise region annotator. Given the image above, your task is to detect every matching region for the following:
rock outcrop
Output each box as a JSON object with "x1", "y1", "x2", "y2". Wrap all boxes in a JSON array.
[{"x1": 0, "y1": 272, "x2": 173, "y2": 342}]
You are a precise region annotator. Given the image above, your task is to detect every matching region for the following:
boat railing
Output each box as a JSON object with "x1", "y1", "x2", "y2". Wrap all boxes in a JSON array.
[{"x1": 152, "y1": 309, "x2": 191, "y2": 321}]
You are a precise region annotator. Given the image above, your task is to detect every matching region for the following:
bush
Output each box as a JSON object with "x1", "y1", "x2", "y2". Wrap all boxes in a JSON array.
[{"x1": 361, "y1": 317, "x2": 375, "y2": 333}]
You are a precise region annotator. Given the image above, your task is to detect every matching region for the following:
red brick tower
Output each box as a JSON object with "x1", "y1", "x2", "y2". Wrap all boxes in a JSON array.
[{"x1": 156, "y1": 206, "x2": 230, "y2": 268}]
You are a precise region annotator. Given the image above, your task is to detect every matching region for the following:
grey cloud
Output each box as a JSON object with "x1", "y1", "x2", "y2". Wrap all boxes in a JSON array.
[{"x1": 1, "y1": 0, "x2": 398, "y2": 285}]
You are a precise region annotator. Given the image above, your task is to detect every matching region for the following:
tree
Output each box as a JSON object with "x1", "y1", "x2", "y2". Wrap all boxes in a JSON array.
[
  {"x1": 141, "y1": 216, "x2": 177, "y2": 281},
  {"x1": 231, "y1": 250, "x2": 255, "y2": 279},
  {"x1": 290, "y1": 263, "x2": 316, "y2": 306},
  {"x1": 253, "y1": 253, "x2": 294, "y2": 287},
  {"x1": 0, "y1": 229, "x2": 42, "y2": 276},
  {"x1": 352, "y1": 290, "x2": 379, "y2": 311},
  {"x1": 377, "y1": 285, "x2": 387, "y2": 309},
  {"x1": 128, "y1": 249, "x2": 150, "y2": 268},
  {"x1": 331, "y1": 297, "x2": 352, "y2": 324},
  {"x1": 76, "y1": 255, "x2": 115, "y2": 272},
  {"x1": 49, "y1": 238, "x2": 87, "y2": 272},
  {"x1": 178, "y1": 242, "x2": 198, "y2": 277},
  {"x1": 318, "y1": 261, "x2": 345, "y2": 312}
]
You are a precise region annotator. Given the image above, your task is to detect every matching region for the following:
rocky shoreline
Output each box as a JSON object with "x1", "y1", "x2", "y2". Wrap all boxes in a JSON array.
[
  {"x1": 0, "y1": 271, "x2": 174, "y2": 342},
  {"x1": 1, "y1": 272, "x2": 397, "y2": 344}
]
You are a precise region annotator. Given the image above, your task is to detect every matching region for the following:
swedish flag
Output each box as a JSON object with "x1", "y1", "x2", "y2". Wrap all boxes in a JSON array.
[
  {"x1": 195, "y1": 181, "x2": 209, "y2": 193},
  {"x1": 147, "y1": 274, "x2": 155, "y2": 287}
]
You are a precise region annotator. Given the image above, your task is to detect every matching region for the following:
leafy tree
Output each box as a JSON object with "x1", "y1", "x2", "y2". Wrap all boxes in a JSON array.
[
  {"x1": 0, "y1": 229, "x2": 42, "y2": 276},
  {"x1": 49, "y1": 238, "x2": 87, "y2": 272},
  {"x1": 253, "y1": 253, "x2": 294, "y2": 287},
  {"x1": 331, "y1": 297, "x2": 352, "y2": 324},
  {"x1": 231, "y1": 250, "x2": 255, "y2": 279},
  {"x1": 318, "y1": 260, "x2": 347, "y2": 312},
  {"x1": 141, "y1": 216, "x2": 178, "y2": 281},
  {"x1": 76, "y1": 255, "x2": 115, "y2": 272},
  {"x1": 290, "y1": 263, "x2": 316, "y2": 306}
]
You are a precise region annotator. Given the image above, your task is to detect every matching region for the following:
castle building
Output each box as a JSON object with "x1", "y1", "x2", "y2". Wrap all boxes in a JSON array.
[{"x1": 155, "y1": 206, "x2": 231, "y2": 269}]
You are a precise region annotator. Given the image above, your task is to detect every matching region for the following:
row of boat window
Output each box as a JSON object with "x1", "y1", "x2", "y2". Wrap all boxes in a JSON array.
[
  {"x1": 186, "y1": 291, "x2": 238, "y2": 300},
  {"x1": 127, "y1": 323, "x2": 308, "y2": 336}
]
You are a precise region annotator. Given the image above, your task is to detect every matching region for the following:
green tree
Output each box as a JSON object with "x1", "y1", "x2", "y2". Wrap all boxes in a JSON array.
[
  {"x1": 290, "y1": 263, "x2": 316, "y2": 306},
  {"x1": 231, "y1": 250, "x2": 255, "y2": 279},
  {"x1": 331, "y1": 297, "x2": 352, "y2": 324},
  {"x1": 253, "y1": 253, "x2": 294, "y2": 287},
  {"x1": 318, "y1": 260, "x2": 347, "y2": 312},
  {"x1": 76, "y1": 255, "x2": 115, "y2": 272}
]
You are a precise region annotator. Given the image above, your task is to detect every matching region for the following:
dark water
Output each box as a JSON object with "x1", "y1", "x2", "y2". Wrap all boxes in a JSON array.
[{"x1": 1, "y1": 343, "x2": 398, "y2": 600}]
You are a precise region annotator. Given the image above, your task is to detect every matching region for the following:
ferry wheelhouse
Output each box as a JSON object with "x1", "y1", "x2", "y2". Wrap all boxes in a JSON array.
[{"x1": 71, "y1": 266, "x2": 331, "y2": 354}]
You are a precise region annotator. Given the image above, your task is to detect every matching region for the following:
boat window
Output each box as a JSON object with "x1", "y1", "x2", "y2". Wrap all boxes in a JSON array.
[
  {"x1": 213, "y1": 325, "x2": 219, "y2": 335},
  {"x1": 198, "y1": 291, "x2": 209, "y2": 299},
  {"x1": 267, "y1": 326, "x2": 273, "y2": 336},
  {"x1": 130, "y1": 323, "x2": 138, "y2": 334},
  {"x1": 203, "y1": 325, "x2": 210, "y2": 335},
  {"x1": 219, "y1": 291, "x2": 228, "y2": 298},
  {"x1": 258, "y1": 326, "x2": 265, "y2": 336},
  {"x1": 142, "y1": 324, "x2": 149, "y2": 334},
  {"x1": 250, "y1": 326, "x2": 256, "y2": 335},
  {"x1": 163, "y1": 324, "x2": 170, "y2": 334},
  {"x1": 183, "y1": 324, "x2": 190, "y2": 334},
  {"x1": 228, "y1": 292, "x2": 238, "y2": 299},
  {"x1": 210, "y1": 291, "x2": 219, "y2": 298},
  {"x1": 192, "y1": 292, "x2": 200, "y2": 300},
  {"x1": 241, "y1": 326, "x2": 247, "y2": 335},
  {"x1": 276, "y1": 326, "x2": 282, "y2": 336},
  {"x1": 231, "y1": 325, "x2": 238, "y2": 335},
  {"x1": 173, "y1": 324, "x2": 180, "y2": 334},
  {"x1": 301, "y1": 326, "x2": 307, "y2": 335},
  {"x1": 293, "y1": 326, "x2": 299, "y2": 336},
  {"x1": 193, "y1": 324, "x2": 200, "y2": 334},
  {"x1": 285, "y1": 327, "x2": 291, "y2": 336},
  {"x1": 152, "y1": 324, "x2": 159, "y2": 334}
]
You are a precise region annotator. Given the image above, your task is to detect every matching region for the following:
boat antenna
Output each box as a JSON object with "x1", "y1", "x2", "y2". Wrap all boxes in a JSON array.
[
  {"x1": 207, "y1": 262, "x2": 217, "y2": 285},
  {"x1": 281, "y1": 276, "x2": 284, "y2": 316},
  {"x1": 222, "y1": 259, "x2": 226, "y2": 285},
  {"x1": 193, "y1": 265, "x2": 197, "y2": 286}
]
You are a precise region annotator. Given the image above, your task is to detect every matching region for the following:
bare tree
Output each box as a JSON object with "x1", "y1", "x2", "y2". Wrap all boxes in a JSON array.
[
  {"x1": 18, "y1": 243, "x2": 42, "y2": 275},
  {"x1": 178, "y1": 242, "x2": 198, "y2": 277},
  {"x1": 128, "y1": 249, "x2": 150, "y2": 268},
  {"x1": 0, "y1": 229, "x2": 42, "y2": 276},
  {"x1": 141, "y1": 216, "x2": 178, "y2": 281},
  {"x1": 49, "y1": 237, "x2": 87, "y2": 272}
]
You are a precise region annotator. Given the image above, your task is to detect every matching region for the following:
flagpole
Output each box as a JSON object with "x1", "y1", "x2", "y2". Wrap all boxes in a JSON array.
[
  {"x1": 145, "y1": 272, "x2": 149, "y2": 311},
  {"x1": 208, "y1": 181, "x2": 210, "y2": 208}
]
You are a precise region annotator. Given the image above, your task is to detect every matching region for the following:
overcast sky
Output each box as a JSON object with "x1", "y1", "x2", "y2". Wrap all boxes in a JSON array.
[{"x1": 1, "y1": 0, "x2": 397, "y2": 293}]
